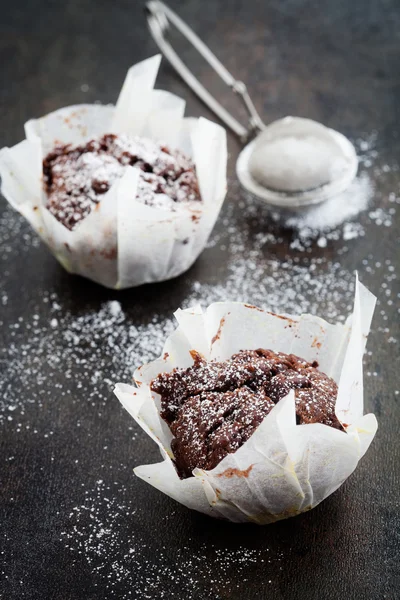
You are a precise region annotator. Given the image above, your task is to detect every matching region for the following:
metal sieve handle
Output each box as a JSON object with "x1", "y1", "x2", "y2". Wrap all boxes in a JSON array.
[{"x1": 145, "y1": 0, "x2": 266, "y2": 143}]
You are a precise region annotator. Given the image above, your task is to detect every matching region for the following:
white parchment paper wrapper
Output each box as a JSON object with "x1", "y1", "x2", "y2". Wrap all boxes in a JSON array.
[
  {"x1": 0, "y1": 55, "x2": 227, "y2": 288},
  {"x1": 115, "y1": 276, "x2": 378, "y2": 524}
]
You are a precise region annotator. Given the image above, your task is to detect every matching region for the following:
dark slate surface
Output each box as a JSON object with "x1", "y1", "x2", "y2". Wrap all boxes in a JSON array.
[{"x1": 0, "y1": 1, "x2": 399, "y2": 599}]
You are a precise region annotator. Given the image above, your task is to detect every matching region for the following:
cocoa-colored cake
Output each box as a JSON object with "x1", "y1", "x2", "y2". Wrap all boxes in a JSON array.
[
  {"x1": 151, "y1": 349, "x2": 342, "y2": 478},
  {"x1": 43, "y1": 133, "x2": 201, "y2": 230}
]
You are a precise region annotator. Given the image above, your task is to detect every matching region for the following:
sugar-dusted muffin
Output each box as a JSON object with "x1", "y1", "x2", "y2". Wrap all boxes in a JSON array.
[
  {"x1": 115, "y1": 278, "x2": 378, "y2": 524},
  {"x1": 0, "y1": 55, "x2": 226, "y2": 288}
]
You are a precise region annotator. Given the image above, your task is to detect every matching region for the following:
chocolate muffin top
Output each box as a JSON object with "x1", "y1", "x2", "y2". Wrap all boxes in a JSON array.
[
  {"x1": 43, "y1": 133, "x2": 201, "y2": 230},
  {"x1": 151, "y1": 349, "x2": 342, "y2": 478}
]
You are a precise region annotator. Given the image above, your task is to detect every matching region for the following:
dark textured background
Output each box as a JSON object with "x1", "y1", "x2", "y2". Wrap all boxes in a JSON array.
[{"x1": 1, "y1": 1, "x2": 399, "y2": 599}]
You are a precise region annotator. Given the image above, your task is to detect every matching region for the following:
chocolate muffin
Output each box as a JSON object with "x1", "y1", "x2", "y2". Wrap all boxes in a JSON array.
[
  {"x1": 151, "y1": 349, "x2": 342, "y2": 478},
  {"x1": 43, "y1": 133, "x2": 201, "y2": 230}
]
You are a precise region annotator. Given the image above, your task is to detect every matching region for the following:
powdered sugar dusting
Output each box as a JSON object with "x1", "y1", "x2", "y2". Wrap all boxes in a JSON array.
[
  {"x1": 44, "y1": 133, "x2": 201, "y2": 230},
  {"x1": 0, "y1": 297, "x2": 175, "y2": 426},
  {"x1": 60, "y1": 480, "x2": 283, "y2": 598},
  {"x1": 247, "y1": 134, "x2": 397, "y2": 250},
  {"x1": 153, "y1": 350, "x2": 339, "y2": 477}
]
